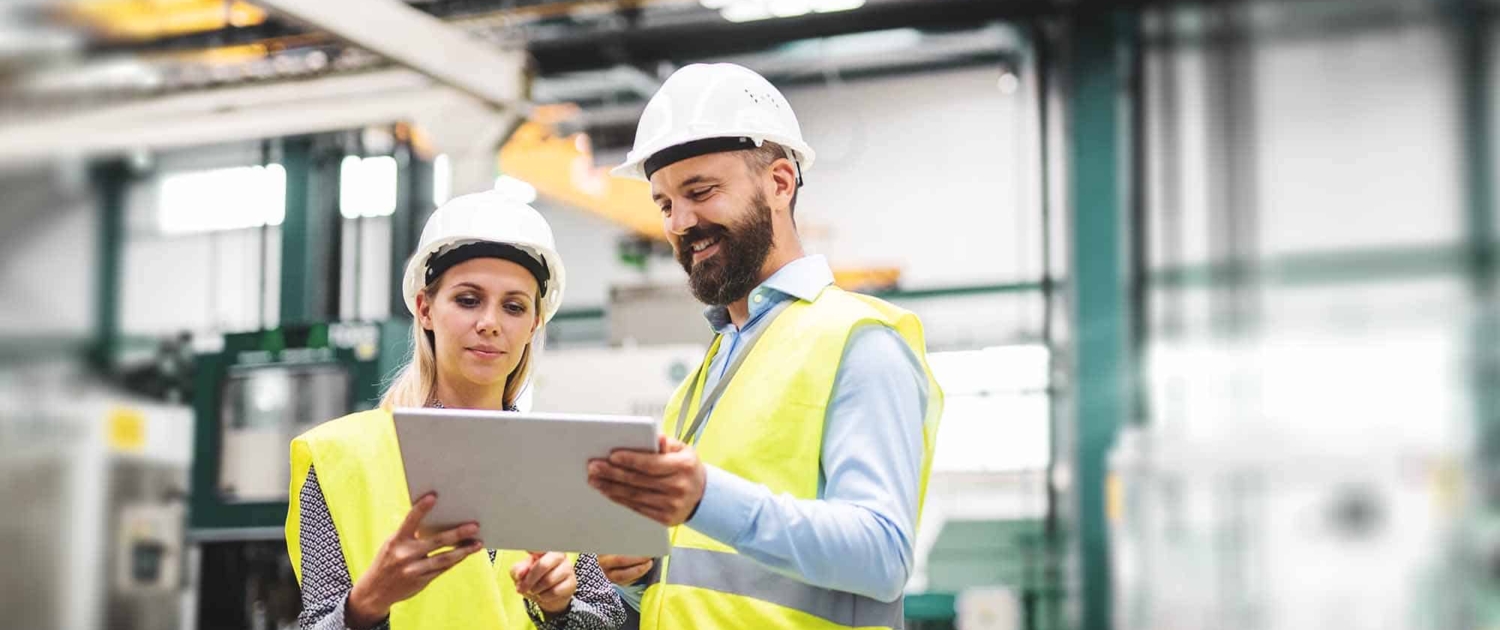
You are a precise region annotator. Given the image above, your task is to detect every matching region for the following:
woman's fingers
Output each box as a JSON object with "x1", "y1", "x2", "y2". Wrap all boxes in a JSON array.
[
  {"x1": 509, "y1": 555, "x2": 535, "y2": 585},
  {"x1": 518, "y1": 552, "x2": 567, "y2": 594},
  {"x1": 416, "y1": 522, "x2": 479, "y2": 553},
  {"x1": 534, "y1": 567, "x2": 576, "y2": 603},
  {"x1": 412, "y1": 540, "x2": 484, "y2": 577},
  {"x1": 396, "y1": 493, "x2": 438, "y2": 539},
  {"x1": 529, "y1": 560, "x2": 572, "y2": 593}
]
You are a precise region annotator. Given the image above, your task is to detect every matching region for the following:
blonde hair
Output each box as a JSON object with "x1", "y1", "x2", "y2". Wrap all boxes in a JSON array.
[{"x1": 380, "y1": 279, "x2": 537, "y2": 411}]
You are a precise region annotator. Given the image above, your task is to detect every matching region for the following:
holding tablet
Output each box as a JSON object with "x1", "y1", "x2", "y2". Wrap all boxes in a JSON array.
[{"x1": 394, "y1": 407, "x2": 669, "y2": 557}]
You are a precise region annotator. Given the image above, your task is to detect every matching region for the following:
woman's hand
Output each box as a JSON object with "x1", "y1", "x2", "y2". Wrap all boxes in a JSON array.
[
  {"x1": 510, "y1": 551, "x2": 577, "y2": 616},
  {"x1": 345, "y1": 494, "x2": 483, "y2": 629},
  {"x1": 596, "y1": 555, "x2": 654, "y2": 585}
]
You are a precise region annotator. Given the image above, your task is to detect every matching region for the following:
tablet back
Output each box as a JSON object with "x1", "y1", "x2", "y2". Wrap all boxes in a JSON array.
[{"x1": 393, "y1": 407, "x2": 670, "y2": 557}]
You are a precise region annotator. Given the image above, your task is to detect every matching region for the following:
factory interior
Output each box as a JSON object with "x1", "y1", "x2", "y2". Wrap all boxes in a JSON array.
[{"x1": 0, "y1": 0, "x2": 1494, "y2": 629}]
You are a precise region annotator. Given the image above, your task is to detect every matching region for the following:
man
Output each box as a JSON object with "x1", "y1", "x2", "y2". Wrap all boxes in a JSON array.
[{"x1": 586, "y1": 63, "x2": 943, "y2": 630}]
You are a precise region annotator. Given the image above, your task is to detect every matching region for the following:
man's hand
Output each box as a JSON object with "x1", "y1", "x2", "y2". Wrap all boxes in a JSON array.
[
  {"x1": 596, "y1": 555, "x2": 654, "y2": 586},
  {"x1": 510, "y1": 552, "x2": 576, "y2": 615},
  {"x1": 346, "y1": 494, "x2": 483, "y2": 629},
  {"x1": 587, "y1": 435, "x2": 706, "y2": 526}
]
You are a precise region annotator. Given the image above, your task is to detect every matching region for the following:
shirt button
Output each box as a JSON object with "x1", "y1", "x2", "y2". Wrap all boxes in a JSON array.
[{"x1": 753, "y1": 294, "x2": 764, "y2": 304}]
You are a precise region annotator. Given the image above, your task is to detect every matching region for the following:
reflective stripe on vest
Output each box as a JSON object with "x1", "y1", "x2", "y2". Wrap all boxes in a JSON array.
[{"x1": 665, "y1": 547, "x2": 905, "y2": 629}]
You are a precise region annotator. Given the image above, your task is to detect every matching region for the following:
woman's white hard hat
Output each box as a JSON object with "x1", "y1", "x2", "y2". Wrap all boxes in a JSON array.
[{"x1": 400, "y1": 190, "x2": 566, "y2": 324}]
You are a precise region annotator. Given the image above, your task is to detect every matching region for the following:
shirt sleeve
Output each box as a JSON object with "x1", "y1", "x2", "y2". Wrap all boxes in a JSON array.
[
  {"x1": 296, "y1": 465, "x2": 392, "y2": 630},
  {"x1": 685, "y1": 324, "x2": 928, "y2": 602}
]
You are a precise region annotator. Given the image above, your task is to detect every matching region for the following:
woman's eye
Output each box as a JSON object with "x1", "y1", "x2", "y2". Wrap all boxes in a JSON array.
[
  {"x1": 505, "y1": 302, "x2": 529, "y2": 315},
  {"x1": 456, "y1": 295, "x2": 481, "y2": 308}
]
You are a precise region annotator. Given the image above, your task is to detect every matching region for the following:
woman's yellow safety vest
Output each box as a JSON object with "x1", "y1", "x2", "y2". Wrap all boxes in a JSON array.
[
  {"x1": 640, "y1": 286, "x2": 944, "y2": 630},
  {"x1": 285, "y1": 409, "x2": 544, "y2": 629}
]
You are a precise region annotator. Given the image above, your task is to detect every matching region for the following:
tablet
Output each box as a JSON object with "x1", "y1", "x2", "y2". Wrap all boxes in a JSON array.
[{"x1": 393, "y1": 407, "x2": 670, "y2": 557}]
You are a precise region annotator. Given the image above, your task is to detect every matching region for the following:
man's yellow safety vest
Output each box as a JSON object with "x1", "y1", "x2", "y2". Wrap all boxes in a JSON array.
[
  {"x1": 285, "y1": 409, "x2": 543, "y2": 629},
  {"x1": 640, "y1": 286, "x2": 944, "y2": 630}
]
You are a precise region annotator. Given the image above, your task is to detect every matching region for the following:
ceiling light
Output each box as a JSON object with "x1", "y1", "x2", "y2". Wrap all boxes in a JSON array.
[
  {"x1": 810, "y1": 0, "x2": 865, "y2": 11},
  {"x1": 707, "y1": 0, "x2": 863, "y2": 22},
  {"x1": 768, "y1": 0, "x2": 811, "y2": 18},
  {"x1": 997, "y1": 70, "x2": 1020, "y2": 95}
]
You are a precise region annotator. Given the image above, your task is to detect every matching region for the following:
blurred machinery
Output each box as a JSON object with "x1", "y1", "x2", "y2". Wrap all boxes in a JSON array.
[
  {"x1": 1109, "y1": 427, "x2": 1460, "y2": 630},
  {"x1": 187, "y1": 322, "x2": 401, "y2": 630},
  {"x1": 0, "y1": 365, "x2": 193, "y2": 630}
]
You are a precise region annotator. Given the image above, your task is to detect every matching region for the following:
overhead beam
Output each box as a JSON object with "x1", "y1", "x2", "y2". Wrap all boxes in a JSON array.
[
  {"x1": 255, "y1": 0, "x2": 526, "y2": 110},
  {"x1": 528, "y1": 0, "x2": 1053, "y2": 73},
  {"x1": 0, "y1": 70, "x2": 471, "y2": 165}
]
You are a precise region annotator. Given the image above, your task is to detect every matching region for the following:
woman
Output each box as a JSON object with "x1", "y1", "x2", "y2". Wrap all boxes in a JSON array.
[{"x1": 285, "y1": 191, "x2": 625, "y2": 630}]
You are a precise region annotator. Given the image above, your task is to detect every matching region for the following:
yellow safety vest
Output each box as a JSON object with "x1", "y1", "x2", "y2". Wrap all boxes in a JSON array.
[
  {"x1": 285, "y1": 409, "x2": 544, "y2": 629},
  {"x1": 640, "y1": 286, "x2": 943, "y2": 630}
]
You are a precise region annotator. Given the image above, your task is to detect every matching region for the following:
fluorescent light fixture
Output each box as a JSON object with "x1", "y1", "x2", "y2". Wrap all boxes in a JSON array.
[
  {"x1": 708, "y1": 0, "x2": 862, "y2": 22},
  {"x1": 493, "y1": 175, "x2": 538, "y2": 204},
  {"x1": 720, "y1": 2, "x2": 772, "y2": 22},
  {"x1": 810, "y1": 0, "x2": 865, "y2": 11},
  {"x1": 768, "y1": 0, "x2": 811, "y2": 18}
]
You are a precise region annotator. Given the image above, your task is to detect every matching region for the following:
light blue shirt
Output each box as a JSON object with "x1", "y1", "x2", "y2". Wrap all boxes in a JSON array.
[{"x1": 617, "y1": 255, "x2": 928, "y2": 608}]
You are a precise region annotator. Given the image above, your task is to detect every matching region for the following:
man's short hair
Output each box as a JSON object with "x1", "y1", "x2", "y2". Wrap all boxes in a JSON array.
[{"x1": 742, "y1": 141, "x2": 799, "y2": 217}]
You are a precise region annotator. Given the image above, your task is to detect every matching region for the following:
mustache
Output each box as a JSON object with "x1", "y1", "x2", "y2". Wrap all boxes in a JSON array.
[
  {"x1": 680, "y1": 224, "x2": 728, "y2": 249},
  {"x1": 677, "y1": 224, "x2": 730, "y2": 270}
]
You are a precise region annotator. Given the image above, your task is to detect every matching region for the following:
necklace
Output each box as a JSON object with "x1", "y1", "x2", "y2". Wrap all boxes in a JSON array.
[{"x1": 427, "y1": 398, "x2": 516, "y2": 412}]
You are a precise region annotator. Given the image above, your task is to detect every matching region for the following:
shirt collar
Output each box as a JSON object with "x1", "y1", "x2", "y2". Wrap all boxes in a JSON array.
[{"x1": 703, "y1": 255, "x2": 834, "y2": 333}]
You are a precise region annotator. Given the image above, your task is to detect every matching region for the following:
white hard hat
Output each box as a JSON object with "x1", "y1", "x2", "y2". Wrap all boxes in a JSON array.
[
  {"x1": 612, "y1": 63, "x2": 816, "y2": 182},
  {"x1": 400, "y1": 190, "x2": 567, "y2": 324}
]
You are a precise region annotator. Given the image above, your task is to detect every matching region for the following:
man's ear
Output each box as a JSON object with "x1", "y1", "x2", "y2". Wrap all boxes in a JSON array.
[{"x1": 769, "y1": 158, "x2": 798, "y2": 211}]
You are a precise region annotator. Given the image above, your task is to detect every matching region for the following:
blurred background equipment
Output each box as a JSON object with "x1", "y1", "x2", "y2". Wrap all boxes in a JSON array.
[{"x1": 0, "y1": 1, "x2": 1496, "y2": 629}]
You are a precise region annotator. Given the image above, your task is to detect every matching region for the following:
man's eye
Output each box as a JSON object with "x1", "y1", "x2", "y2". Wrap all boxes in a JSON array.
[{"x1": 690, "y1": 188, "x2": 712, "y2": 200}]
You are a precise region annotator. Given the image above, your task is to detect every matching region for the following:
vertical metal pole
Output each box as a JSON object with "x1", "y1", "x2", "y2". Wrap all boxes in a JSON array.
[
  {"x1": 259, "y1": 139, "x2": 272, "y2": 330},
  {"x1": 281, "y1": 135, "x2": 342, "y2": 326},
  {"x1": 1030, "y1": 19, "x2": 1068, "y2": 630},
  {"x1": 90, "y1": 159, "x2": 129, "y2": 369},
  {"x1": 392, "y1": 142, "x2": 430, "y2": 318},
  {"x1": 1068, "y1": 9, "x2": 1136, "y2": 630},
  {"x1": 1127, "y1": 9, "x2": 1150, "y2": 431},
  {"x1": 1454, "y1": 0, "x2": 1499, "y2": 496}
]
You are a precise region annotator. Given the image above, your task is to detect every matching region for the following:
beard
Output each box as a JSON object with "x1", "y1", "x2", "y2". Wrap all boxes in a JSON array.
[{"x1": 676, "y1": 191, "x2": 775, "y2": 306}]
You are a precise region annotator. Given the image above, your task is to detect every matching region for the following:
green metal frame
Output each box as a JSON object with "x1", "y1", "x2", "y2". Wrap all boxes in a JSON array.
[
  {"x1": 1068, "y1": 10, "x2": 1136, "y2": 630},
  {"x1": 391, "y1": 143, "x2": 432, "y2": 318},
  {"x1": 280, "y1": 136, "x2": 342, "y2": 326},
  {"x1": 90, "y1": 159, "x2": 130, "y2": 370},
  {"x1": 1454, "y1": 0, "x2": 1500, "y2": 488},
  {"x1": 1151, "y1": 243, "x2": 1481, "y2": 288},
  {"x1": 189, "y1": 325, "x2": 385, "y2": 531}
]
